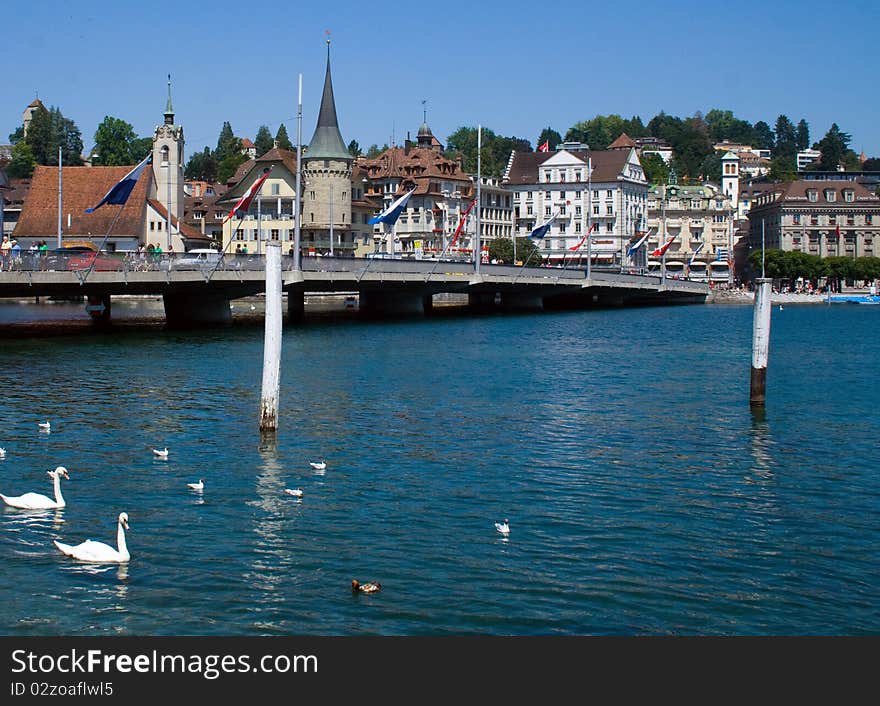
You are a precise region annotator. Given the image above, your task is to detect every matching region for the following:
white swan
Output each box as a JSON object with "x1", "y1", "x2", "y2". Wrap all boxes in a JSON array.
[
  {"x1": 153, "y1": 448, "x2": 169, "y2": 459},
  {"x1": 1, "y1": 467, "x2": 70, "y2": 509},
  {"x1": 495, "y1": 518, "x2": 510, "y2": 536},
  {"x1": 54, "y1": 512, "x2": 130, "y2": 563},
  {"x1": 284, "y1": 488, "x2": 303, "y2": 497},
  {"x1": 38, "y1": 421, "x2": 51, "y2": 432},
  {"x1": 309, "y1": 460, "x2": 326, "y2": 471},
  {"x1": 0, "y1": 447, "x2": 6, "y2": 457},
  {"x1": 187, "y1": 479, "x2": 204, "y2": 491}
]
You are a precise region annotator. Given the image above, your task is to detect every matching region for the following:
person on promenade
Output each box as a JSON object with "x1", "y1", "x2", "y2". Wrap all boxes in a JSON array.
[
  {"x1": 0, "y1": 234, "x2": 10, "y2": 270},
  {"x1": 10, "y1": 239, "x2": 21, "y2": 269}
]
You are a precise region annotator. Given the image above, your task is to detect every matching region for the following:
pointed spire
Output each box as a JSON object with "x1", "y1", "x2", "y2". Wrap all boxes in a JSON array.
[
  {"x1": 307, "y1": 37, "x2": 350, "y2": 160},
  {"x1": 164, "y1": 74, "x2": 174, "y2": 125}
]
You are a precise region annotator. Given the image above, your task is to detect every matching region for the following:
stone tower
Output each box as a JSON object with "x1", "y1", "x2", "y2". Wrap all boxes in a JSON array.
[
  {"x1": 303, "y1": 40, "x2": 353, "y2": 252},
  {"x1": 152, "y1": 75, "x2": 185, "y2": 234}
]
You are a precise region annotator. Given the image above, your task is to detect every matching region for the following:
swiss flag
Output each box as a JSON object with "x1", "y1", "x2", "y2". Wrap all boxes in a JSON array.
[
  {"x1": 836, "y1": 224, "x2": 841, "y2": 237},
  {"x1": 538, "y1": 141, "x2": 549, "y2": 153}
]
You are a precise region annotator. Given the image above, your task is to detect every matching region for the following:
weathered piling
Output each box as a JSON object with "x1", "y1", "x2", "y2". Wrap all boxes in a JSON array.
[
  {"x1": 259, "y1": 241, "x2": 282, "y2": 431},
  {"x1": 750, "y1": 277, "x2": 772, "y2": 406}
]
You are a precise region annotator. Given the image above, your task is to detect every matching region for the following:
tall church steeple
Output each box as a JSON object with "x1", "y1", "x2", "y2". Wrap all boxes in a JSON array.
[
  {"x1": 307, "y1": 38, "x2": 351, "y2": 161},
  {"x1": 164, "y1": 74, "x2": 175, "y2": 126}
]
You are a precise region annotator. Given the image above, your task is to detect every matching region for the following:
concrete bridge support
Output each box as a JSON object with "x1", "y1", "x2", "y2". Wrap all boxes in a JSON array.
[
  {"x1": 468, "y1": 292, "x2": 497, "y2": 312},
  {"x1": 287, "y1": 290, "x2": 305, "y2": 322},
  {"x1": 86, "y1": 294, "x2": 112, "y2": 325},
  {"x1": 163, "y1": 291, "x2": 232, "y2": 328},
  {"x1": 499, "y1": 291, "x2": 544, "y2": 312},
  {"x1": 360, "y1": 290, "x2": 427, "y2": 317}
]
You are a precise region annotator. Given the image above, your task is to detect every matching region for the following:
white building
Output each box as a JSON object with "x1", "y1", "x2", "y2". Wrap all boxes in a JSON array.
[
  {"x1": 797, "y1": 148, "x2": 822, "y2": 171},
  {"x1": 503, "y1": 140, "x2": 648, "y2": 266}
]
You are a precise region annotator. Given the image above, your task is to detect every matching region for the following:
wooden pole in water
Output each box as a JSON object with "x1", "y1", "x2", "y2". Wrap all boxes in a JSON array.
[
  {"x1": 259, "y1": 241, "x2": 282, "y2": 430},
  {"x1": 750, "y1": 277, "x2": 772, "y2": 406}
]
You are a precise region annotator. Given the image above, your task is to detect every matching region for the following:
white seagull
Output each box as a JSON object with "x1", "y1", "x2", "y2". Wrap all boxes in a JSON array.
[
  {"x1": 187, "y1": 479, "x2": 204, "y2": 491},
  {"x1": 0, "y1": 447, "x2": 6, "y2": 457},
  {"x1": 494, "y1": 518, "x2": 510, "y2": 536},
  {"x1": 284, "y1": 488, "x2": 303, "y2": 498},
  {"x1": 153, "y1": 447, "x2": 169, "y2": 459},
  {"x1": 309, "y1": 460, "x2": 326, "y2": 471},
  {"x1": 54, "y1": 512, "x2": 130, "y2": 563},
  {"x1": 1, "y1": 467, "x2": 70, "y2": 510},
  {"x1": 38, "y1": 421, "x2": 51, "y2": 432}
]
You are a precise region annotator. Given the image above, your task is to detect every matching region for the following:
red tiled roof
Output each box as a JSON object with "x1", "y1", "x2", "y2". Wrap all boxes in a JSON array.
[
  {"x1": 608, "y1": 133, "x2": 637, "y2": 149},
  {"x1": 13, "y1": 165, "x2": 150, "y2": 238},
  {"x1": 360, "y1": 146, "x2": 472, "y2": 197}
]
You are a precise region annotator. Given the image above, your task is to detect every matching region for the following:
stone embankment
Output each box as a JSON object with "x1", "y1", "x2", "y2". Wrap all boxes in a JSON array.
[{"x1": 708, "y1": 289, "x2": 830, "y2": 305}]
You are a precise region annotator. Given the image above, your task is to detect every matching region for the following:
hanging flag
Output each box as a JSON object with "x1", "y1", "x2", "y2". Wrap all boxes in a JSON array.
[
  {"x1": 222, "y1": 166, "x2": 274, "y2": 224},
  {"x1": 568, "y1": 222, "x2": 597, "y2": 251},
  {"x1": 650, "y1": 233, "x2": 677, "y2": 258},
  {"x1": 626, "y1": 228, "x2": 651, "y2": 258},
  {"x1": 529, "y1": 211, "x2": 558, "y2": 239},
  {"x1": 688, "y1": 241, "x2": 705, "y2": 266},
  {"x1": 538, "y1": 141, "x2": 549, "y2": 153},
  {"x1": 835, "y1": 224, "x2": 841, "y2": 238},
  {"x1": 85, "y1": 154, "x2": 153, "y2": 212},
  {"x1": 368, "y1": 187, "x2": 416, "y2": 225},
  {"x1": 450, "y1": 199, "x2": 476, "y2": 246}
]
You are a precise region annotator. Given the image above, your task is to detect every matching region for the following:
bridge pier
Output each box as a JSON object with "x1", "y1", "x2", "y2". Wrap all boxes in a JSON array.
[
  {"x1": 287, "y1": 290, "x2": 305, "y2": 322},
  {"x1": 499, "y1": 291, "x2": 544, "y2": 312},
  {"x1": 360, "y1": 290, "x2": 426, "y2": 317},
  {"x1": 163, "y1": 292, "x2": 232, "y2": 328},
  {"x1": 468, "y1": 292, "x2": 497, "y2": 312},
  {"x1": 86, "y1": 294, "x2": 111, "y2": 325}
]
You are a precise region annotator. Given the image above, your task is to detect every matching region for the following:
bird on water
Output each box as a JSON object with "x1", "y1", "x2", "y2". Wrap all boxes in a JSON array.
[
  {"x1": 495, "y1": 519, "x2": 510, "y2": 536},
  {"x1": 352, "y1": 580, "x2": 381, "y2": 594}
]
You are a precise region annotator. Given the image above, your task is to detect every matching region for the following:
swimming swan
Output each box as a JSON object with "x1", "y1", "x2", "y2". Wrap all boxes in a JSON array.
[
  {"x1": 309, "y1": 460, "x2": 326, "y2": 471},
  {"x1": 495, "y1": 519, "x2": 510, "y2": 535},
  {"x1": 54, "y1": 512, "x2": 130, "y2": 563},
  {"x1": 0, "y1": 467, "x2": 70, "y2": 510},
  {"x1": 153, "y1": 448, "x2": 169, "y2": 459}
]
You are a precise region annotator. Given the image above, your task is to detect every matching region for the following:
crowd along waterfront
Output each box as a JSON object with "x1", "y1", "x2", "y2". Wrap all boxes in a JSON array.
[{"x1": 0, "y1": 300, "x2": 878, "y2": 635}]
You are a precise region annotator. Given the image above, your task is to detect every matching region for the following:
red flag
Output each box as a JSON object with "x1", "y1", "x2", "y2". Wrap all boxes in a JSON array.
[
  {"x1": 650, "y1": 233, "x2": 677, "y2": 258},
  {"x1": 222, "y1": 166, "x2": 274, "y2": 224},
  {"x1": 538, "y1": 141, "x2": 549, "y2": 153},
  {"x1": 835, "y1": 224, "x2": 841, "y2": 237},
  {"x1": 568, "y1": 222, "x2": 597, "y2": 251},
  {"x1": 450, "y1": 199, "x2": 476, "y2": 246}
]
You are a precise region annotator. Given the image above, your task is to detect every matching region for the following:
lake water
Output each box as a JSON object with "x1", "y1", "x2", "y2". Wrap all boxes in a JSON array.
[{"x1": 0, "y1": 300, "x2": 878, "y2": 635}]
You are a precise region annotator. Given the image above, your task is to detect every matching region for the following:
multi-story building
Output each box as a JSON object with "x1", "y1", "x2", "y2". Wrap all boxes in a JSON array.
[
  {"x1": 646, "y1": 182, "x2": 736, "y2": 282},
  {"x1": 797, "y1": 148, "x2": 822, "y2": 171},
  {"x1": 503, "y1": 139, "x2": 648, "y2": 266},
  {"x1": 360, "y1": 121, "x2": 474, "y2": 258},
  {"x1": 747, "y1": 180, "x2": 880, "y2": 259},
  {"x1": 474, "y1": 175, "x2": 514, "y2": 258}
]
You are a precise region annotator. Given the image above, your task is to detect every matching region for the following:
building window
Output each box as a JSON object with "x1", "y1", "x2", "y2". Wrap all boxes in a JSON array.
[
  {"x1": 807, "y1": 190, "x2": 818, "y2": 202},
  {"x1": 575, "y1": 222, "x2": 581, "y2": 233},
  {"x1": 560, "y1": 205, "x2": 567, "y2": 216},
  {"x1": 606, "y1": 190, "x2": 613, "y2": 199},
  {"x1": 544, "y1": 171, "x2": 551, "y2": 182},
  {"x1": 828, "y1": 215, "x2": 836, "y2": 225},
  {"x1": 606, "y1": 223, "x2": 613, "y2": 233},
  {"x1": 844, "y1": 190, "x2": 854, "y2": 203},
  {"x1": 545, "y1": 207, "x2": 552, "y2": 216},
  {"x1": 811, "y1": 215, "x2": 819, "y2": 226},
  {"x1": 560, "y1": 191, "x2": 566, "y2": 200},
  {"x1": 575, "y1": 205, "x2": 582, "y2": 216},
  {"x1": 545, "y1": 191, "x2": 551, "y2": 199},
  {"x1": 867, "y1": 215, "x2": 874, "y2": 225},
  {"x1": 559, "y1": 172, "x2": 566, "y2": 182},
  {"x1": 593, "y1": 205, "x2": 600, "y2": 216},
  {"x1": 793, "y1": 213, "x2": 801, "y2": 225},
  {"x1": 825, "y1": 189, "x2": 836, "y2": 202},
  {"x1": 310, "y1": 213, "x2": 314, "y2": 222},
  {"x1": 150, "y1": 222, "x2": 155, "y2": 231},
  {"x1": 606, "y1": 205, "x2": 613, "y2": 215},
  {"x1": 526, "y1": 205, "x2": 533, "y2": 215},
  {"x1": 526, "y1": 191, "x2": 532, "y2": 199},
  {"x1": 559, "y1": 223, "x2": 566, "y2": 233},
  {"x1": 574, "y1": 171, "x2": 581, "y2": 182},
  {"x1": 271, "y1": 229, "x2": 280, "y2": 241},
  {"x1": 271, "y1": 183, "x2": 280, "y2": 196},
  {"x1": 236, "y1": 229, "x2": 244, "y2": 240},
  {"x1": 847, "y1": 216, "x2": 855, "y2": 226}
]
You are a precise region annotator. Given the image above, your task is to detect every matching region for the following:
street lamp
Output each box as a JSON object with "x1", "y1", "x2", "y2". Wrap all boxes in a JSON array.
[{"x1": 661, "y1": 184, "x2": 678, "y2": 282}]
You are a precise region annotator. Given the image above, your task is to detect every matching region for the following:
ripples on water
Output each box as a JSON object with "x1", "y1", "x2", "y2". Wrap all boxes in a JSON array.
[{"x1": 0, "y1": 303, "x2": 878, "y2": 635}]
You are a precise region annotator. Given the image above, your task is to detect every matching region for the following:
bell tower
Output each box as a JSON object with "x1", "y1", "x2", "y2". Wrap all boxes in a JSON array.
[{"x1": 152, "y1": 75, "x2": 185, "y2": 234}]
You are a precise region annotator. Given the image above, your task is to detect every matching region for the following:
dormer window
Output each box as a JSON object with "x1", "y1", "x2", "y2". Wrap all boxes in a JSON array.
[
  {"x1": 824, "y1": 189, "x2": 836, "y2": 202},
  {"x1": 844, "y1": 190, "x2": 855, "y2": 203},
  {"x1": 807, "y1": 189, "x2": 818, "y2": 203}
]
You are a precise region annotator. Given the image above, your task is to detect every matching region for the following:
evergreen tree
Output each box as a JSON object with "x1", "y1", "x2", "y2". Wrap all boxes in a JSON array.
[
  {"x1": 254, "y1": 125, "x2": 274, "y2": 156},
  {"x1": 5, "y1": 142, "x2": 35, "y2": 179},
  {"x1": 23, "y1": 105, "x2": 54, "y2": 164},
  {"x1": 184, "y1": 147, "x2": 219, "y2": 183},
  {"x1": 795, "y1": 119, "x2": 810, "y2": 152},
  {"x1": 536, "y1": 127, "x2": 561, "y2": 151},
  {"x1": 365, "y1": 144, "x2": 386, "y2": 159},
  {"x1": 816, "y1": 123, "x2": 852, "y2": 171},
  {"x1": 752, "y1": 121, "x2": 775, "y2": 150},
  {"x1": 347, "y1": 140, "x2": 362, "y2": 157},
  {"x1": 773, "y1": 115, "x2": 797, "y2": 160},
  {"x1": 640, "y1": 152, "x2": 669, "y2": 185},
  {"x1": 274, "y1": 124, "x2": 293, "y2": 151},
  {"x1": 214, "y1": 121, "x2": 236, "y2": 162},
  {"x1": 216, "y1": 151, "x2": 247, "y2": 185}
]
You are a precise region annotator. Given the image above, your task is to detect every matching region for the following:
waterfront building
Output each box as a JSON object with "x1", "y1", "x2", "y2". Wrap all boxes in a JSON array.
[
  {"x1": 503, "y1": 139, "x2": 648, "y2": 266},
  {"x1": 746, "y1": 179, "x2": 880, "y2": 259},
  {"x1": 646, "y1": 181, "x2": 736, "y2": 282},
  {"x1": 359, "y1": 120, "x2": 474, "y2": 258},
  {"x1": 797, "y1": 148, "x2": 822, "y2": 171},
  {"x1": 183, "y1": 180, "x2": 227, "y2": 245},
  {"x1": 12, "y1": 83, "x2": 209, "y2": 252},
  {"x1": 474, "y1": 175, "x2": 514, "y2": 257}
]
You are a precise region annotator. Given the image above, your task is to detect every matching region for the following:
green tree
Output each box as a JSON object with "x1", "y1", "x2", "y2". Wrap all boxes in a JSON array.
[
  {"x1": 214, "y1": 121, "x2": 236, "y2": 162},
  {"x1": 862, "y1": 157, "x2": 880, "y2": 171},
  {"x1": 254, "y1": 125, "x2": 274, "y2": 156},
  {"x1": 8, "y1": 126, "x2": 24, "y2": 145},
  {"x1": 5, "y1": 142, "x2": 35, "y2": 178},
  {"x1": 769, "y1": 156, "x2": 797, "y2": 181},
  {"x1": 705, "y1": 108, "x2": 754, "y2": 144},
  {"x1": 23, "y1": 105, "x2": 54, "y2": 164},
  {"x1": 93, "y1": 116, "x2": 142, "y2": 166},
  {"x1": 488, "y1": 236, "x2": 542, "y2": 265},
  {"x1": 347, "y1": 139, "x2": 362, "y2": 157},
  {"x1": 275, "y1": 124, "x2": 293, "y2": 151},
  {"x1": 699, "y1": 152, "x2": 722, "y2": 183},
  {"x1": 536, "y1": 127, "x2": 561, "y2": 151},
  {"x1": 752, "y1": 121, "x2": 775, "y2": 150},
  {"x1": 365, "y1": 144, "x2": 388, "y2": 159},
  {"x1": 816, "y1": 123, "x2": 852, "y2": 171},
  {"x1": 22, "y1": 105, "x2": 83, "y2": 166},
  {"x1": 640, "y1": 152, "x2": 669, "y2": 185},
  {"x1": 566, "y1": 114, "x2": 646, "y2": 151},
  {"x1": 445, "y1": 127, "x2": 528, "y2": 177},
  {"x1": 773, "y1": 115, "x2": 797, "y2": 161},
  {"x1": 795, "y1": 119, "x2": 810, "y2": 151},
  {"x1": 185, "y1": 147, "x2": 219, "y2": 182},
  {"x1": 216, "y1": 149, "x2": 247, "y2": 185}
]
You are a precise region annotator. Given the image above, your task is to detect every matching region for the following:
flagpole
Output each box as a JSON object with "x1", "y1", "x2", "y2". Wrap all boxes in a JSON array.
[
  {"x1": 586, "y1": 157, "x2": 592, "y2": 279},
  {"x1": 57, "y1": 145, "x2": 63, "y2": 248},
  {"x1": 475, "y1": 124, "x2": 481, "y2": 274},
  {"x1": 294, "y1": 73, "x2": 303, "y2": 272},
  {"x1": 257, "y1": 191, "x2": 262, "y2": 256},
  {"x1": 761, "y1": 217, "x2": 765, "y2": 278}
]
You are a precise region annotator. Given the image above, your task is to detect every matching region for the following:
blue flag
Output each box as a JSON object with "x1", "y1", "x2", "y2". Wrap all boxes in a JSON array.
[
  {"x1": 368, "y1": 187, "x2": 416, "y2": 225},
  {"x1": 627, "y1": 229, "x2": 650, "y2": 258},
  {"x1": 529, "y1": 211, "x2": 557, "y2": 239},
  {"x1": 86, "y1": 154, "x2": 153, "y2": 212}
]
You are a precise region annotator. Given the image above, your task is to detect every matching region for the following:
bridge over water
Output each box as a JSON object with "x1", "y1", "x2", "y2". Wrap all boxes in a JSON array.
[{"x1": 0, "y1": 253, "x2": 708, "y2": 326}]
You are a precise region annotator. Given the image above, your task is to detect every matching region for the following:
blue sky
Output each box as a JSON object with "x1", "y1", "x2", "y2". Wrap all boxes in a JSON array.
[{"x1": 5, "y1": 0, "x2": 878, "y2": 160}]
